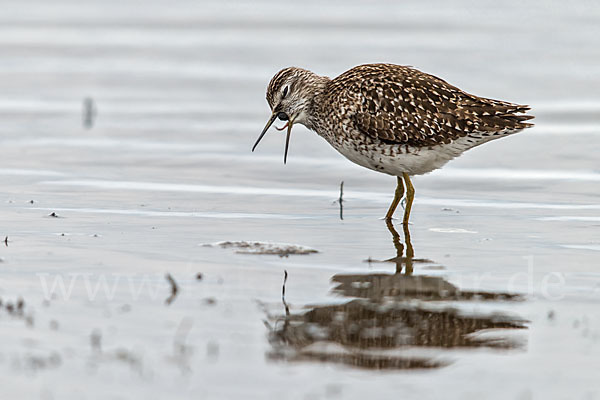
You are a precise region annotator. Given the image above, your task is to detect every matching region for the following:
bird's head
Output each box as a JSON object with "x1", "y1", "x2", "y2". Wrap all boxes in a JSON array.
[{"x1": 252, "y1": 67, "x2": 328, "y2": 163}]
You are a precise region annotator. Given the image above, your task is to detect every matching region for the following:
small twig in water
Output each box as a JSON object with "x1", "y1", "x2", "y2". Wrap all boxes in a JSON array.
[
  {"x1": 338, "y1": 181, "x2": 344, "y2": 220},
  {"x1": 165, "y1": 273, "x2": 179, "y2": 305},
  {"x1": 4, "y1": 236, "x2": 7, "y2": 246},
  {"x1": 83, "y1": 97, "x2": 97, "y2": 129},
  {"x1": 282, "y1": 270, "x2": 289, "y2": 317}
]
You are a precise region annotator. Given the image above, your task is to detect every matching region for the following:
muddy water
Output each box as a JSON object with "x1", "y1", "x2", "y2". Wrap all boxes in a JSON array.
[{"x1": 1, "y1": 0, "x2": 600, "y2": 399}]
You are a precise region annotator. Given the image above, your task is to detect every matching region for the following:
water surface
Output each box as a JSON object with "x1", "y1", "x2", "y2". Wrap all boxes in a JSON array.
[{"x1": 1, "y1": 0, "x2": 600, "y2": 399}]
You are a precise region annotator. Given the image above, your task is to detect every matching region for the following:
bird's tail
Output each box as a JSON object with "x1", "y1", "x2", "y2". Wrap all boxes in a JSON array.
[{"x1": 479, "y1": 100, "x2": 535, "y2": 132}]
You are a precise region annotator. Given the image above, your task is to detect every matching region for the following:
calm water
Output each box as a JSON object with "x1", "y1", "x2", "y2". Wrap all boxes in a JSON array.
[{"x1": 1, "y1": 0, "x2": 600, "y2": 399}]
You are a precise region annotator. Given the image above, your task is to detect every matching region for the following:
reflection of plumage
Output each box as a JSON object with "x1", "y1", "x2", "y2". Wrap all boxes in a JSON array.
[
  {"x1": 268, "y1": 299, "x2": 526, "y2": 370},
  {"x1": 332, "y1": 273, "x2": 524, "y2": 301}
]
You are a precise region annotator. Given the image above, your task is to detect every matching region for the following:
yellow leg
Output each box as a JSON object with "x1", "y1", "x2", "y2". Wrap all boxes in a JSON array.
[
  {"x1": 402, "y1": 173, "x2": 415, "y2": 225},
  {"x1": 385, "y1": 218, "x2": 414, "y2": 274},
  {"x1": 385, "y1": 176, "x2": 404, "y2": 220}
]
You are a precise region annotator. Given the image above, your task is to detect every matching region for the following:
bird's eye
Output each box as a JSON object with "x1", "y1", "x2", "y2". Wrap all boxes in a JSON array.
[
  {"x1": 277, "y1": 112, "x2": 289, "y2": 121},
  {"x1": 282, "y1": 86, "x2": 288, "y2": 98}
]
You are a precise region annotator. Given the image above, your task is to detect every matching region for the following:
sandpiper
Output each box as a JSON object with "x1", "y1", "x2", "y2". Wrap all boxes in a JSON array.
[{"x1": 252, "y1": 64, "x2": 534, "y2": 224}]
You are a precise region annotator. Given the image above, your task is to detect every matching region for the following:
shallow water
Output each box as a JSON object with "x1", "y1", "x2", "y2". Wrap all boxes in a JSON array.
[{"x1": 1, "y1": 0, "x2": 600, "y2": 399}]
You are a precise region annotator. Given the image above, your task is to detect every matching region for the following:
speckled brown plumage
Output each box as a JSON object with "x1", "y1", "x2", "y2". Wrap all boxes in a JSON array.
[
  {"x1": 254, "y1": 63, "x2": 534, "y2": 222},
  {"x1": 267, "y1": 64, "x2": 533, "y2": 152},
  {"x1": 329, "y1": 64, "x2": 533, "y2": 147}
]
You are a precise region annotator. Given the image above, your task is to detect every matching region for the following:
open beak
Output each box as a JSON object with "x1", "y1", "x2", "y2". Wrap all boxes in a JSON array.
[
  {"x1": 252, "y1": 112, "x2": 295, "y2": 164},
  {"x1": 283, "y1": 118, "x2": 294, "y2": 164},
  {"x1": 252, "y1": 112, "x2": 278, "y2": 153}
]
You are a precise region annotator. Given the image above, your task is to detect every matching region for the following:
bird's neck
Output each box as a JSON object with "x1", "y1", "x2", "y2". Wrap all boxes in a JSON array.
[{"x1": 303, "y1": 75, "x2": 331, "y2": 131}]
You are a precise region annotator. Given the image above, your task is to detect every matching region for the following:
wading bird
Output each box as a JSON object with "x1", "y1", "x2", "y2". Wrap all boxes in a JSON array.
[{"x1": 252, "y1": 64, "x2": 533, "y2": 224}]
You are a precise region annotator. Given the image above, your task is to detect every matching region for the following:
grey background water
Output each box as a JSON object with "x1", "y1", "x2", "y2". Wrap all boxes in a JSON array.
[{"x1": 1, "y1": 0, "x2": 600, "y2": 399}]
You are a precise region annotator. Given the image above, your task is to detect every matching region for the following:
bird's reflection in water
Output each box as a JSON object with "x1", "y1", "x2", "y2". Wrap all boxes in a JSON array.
[
  {"x1": 267, "y1": 221, "x2": 528, "y2": 370},
  {"x1": 335, "y1": 221, "x2": 522, "y2": 301}
]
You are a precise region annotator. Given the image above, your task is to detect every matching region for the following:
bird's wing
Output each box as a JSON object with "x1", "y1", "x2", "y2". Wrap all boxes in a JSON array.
[{"x1": 330, "y1": 64, "x2": 533, "y2": 146}]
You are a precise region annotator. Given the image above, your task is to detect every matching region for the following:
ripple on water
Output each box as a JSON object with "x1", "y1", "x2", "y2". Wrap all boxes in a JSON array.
[{"x1": 41, "y1": 179, "x2": 600, "y2": 211}]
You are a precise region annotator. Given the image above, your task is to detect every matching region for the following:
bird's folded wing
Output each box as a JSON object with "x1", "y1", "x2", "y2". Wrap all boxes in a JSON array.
[{"x1": 333, "y1": 65, "x2": 533, "y2": 147}]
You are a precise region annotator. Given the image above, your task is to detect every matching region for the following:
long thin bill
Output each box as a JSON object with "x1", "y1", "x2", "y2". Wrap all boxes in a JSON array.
[
  {"x1": 252, "y1": 113, "x2": 278, "y2": 152},
  {"x1": 283, "y1": 120, "x2": 293, "y2": 164}
]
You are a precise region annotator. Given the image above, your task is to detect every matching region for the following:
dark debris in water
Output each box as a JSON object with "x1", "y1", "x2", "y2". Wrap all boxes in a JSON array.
[
  {"x1": 1, "y1": 297, "x2": 35, "y2": 327},
  {"x1": 23, "y1": 352, "x2": 62, "y2": 371},
  {"x1": 90, "y1": 348, "x2": 144, "y2": 374},
  {"x1": 90, "y1": 329, "x2": 102, "y2": 352},
  {"x1": 165, "y1": 273, "x2": 179, "y2": 306},
  {"x1": 202, "y1": 297, "x2": 217, "y2": 306},
  {"x1": 2, "y1": 297, "x2": 25, "y2": 317},
  {"x1": 113, "y1": 348, "x2": 143, "y2": 371},
  {"x1": 88, "y1": 328, "x2": 144, "y2": 374},
  {"x1": 207, "y1": 241, "x2": 318, "y2": 257}
]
